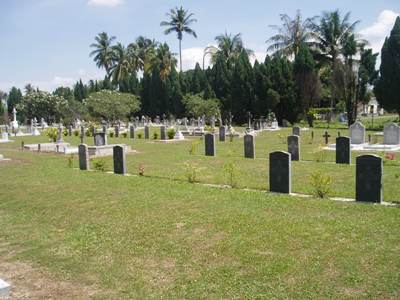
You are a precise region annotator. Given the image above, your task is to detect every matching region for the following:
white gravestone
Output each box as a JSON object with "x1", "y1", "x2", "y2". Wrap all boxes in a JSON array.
[
  {"x1": 383, "y1": 122, "x2": 400, "y2": 145},
  {"x1": 349, "y1": 121, "x2": 365, "y2": 144}
]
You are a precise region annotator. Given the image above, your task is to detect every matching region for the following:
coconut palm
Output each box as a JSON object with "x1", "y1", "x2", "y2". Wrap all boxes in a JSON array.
[
  {"x1": 90, "y1": 32, "x2": 116, "y2": 78},
  {"x1": 128, "y1": 36, "x2": 158, "y2": 75},
  {"x1": 153, "y1": 43, "x2": 177, "y2": 79},
  {"x1": 160, "y1": 6, "x2": 197, "y2": 72},
  {"x1": 267, "y1": 10, "x2": 316, "y2": 58},
  {"x1": 110, "y1": 43, "x2": 131, "y2": 84}
]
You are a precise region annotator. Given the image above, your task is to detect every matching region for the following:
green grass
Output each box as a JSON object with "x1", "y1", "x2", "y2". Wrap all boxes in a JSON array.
[{"x1": 0, "y1": 129, "x2": 399, "y2": 298}]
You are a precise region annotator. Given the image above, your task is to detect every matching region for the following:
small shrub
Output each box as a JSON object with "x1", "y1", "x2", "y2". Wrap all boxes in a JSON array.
[
  {"x1": 189, "y1": 140, "x2": 199, "y2": 155},
  {"x1": 167, "y1": 128, "x2": 176, "y2": 139},
  {"x1": 184, "y1": 162, "x2": 199, "y2": 183},
  {"x1": 138, "y1": 164, "x2": 145, "y2": 176},
  {"x1": 44, "y1": 128, "x2": 58, "y2": 142},
  {"x1": 137, "y1": 132, "x2": 143, "y2": 139},
  {"x1": 121, "y1": 132, "x2": 128, "y2": 138},
  {"x1": 67, "y1": 154, "x2": 74, "y2": 168},
  {"x1": 153, "y1": 132, "x2": 159, "y2": 140},
  {"x1": 93, "y1": 159, "x2": 106, "y2": 172},
  {"x1": 85, "y1": 129, "x2": 92, "y2": 137},
  {"x1": 63, "y1": 129, "x2": 68, "y2": 136},
  {"x1": 73, "y1": 129, "x2": 80, "y2": 137},
  {"x1": 222, "y1": 161, "x2": 237, "y2": 188},
  {"x1": 109, "y1": 131, "x2": 114, "y2": 138},
  {"x1": 309, "y1": 171, "x2": 332, "y2": 198}
]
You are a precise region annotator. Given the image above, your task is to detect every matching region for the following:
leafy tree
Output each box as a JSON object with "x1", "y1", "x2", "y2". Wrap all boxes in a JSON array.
[
  {"x1": 160, "y1": 6, "x2": 197, "y2": 72},
  {"x1": 182, "y1": 93, "x2": 220, "y2": 118},
  {"x1": 85, "y1": 90, "x2": 140, "y2": 122},
  {"x1": 128, "y1": 36, "x2": 157, "y2": 75},
  {"x1": 90, "y1": 32, "x2": 116, "y2": 78},
  {"x1": 267, "y1": 10, "x2": 316, "y2": 58},
  {"x1": 73, "y1": 80, "x2": 88, "y2": 102},
  {"x1": 374, "y1": 17, "x2": 400, "y2": 116},
  {"x1": 7, "y1": 87, "x2": 22, "y2": 114},
  {"x1": 53, "y1": 86, "x2": 74, "y2": 101}
]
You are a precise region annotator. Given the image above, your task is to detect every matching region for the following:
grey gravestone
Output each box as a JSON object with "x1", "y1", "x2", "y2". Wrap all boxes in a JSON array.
[
  {"x1": 219, "y1": 126, "x2": 226, "y2": 142},
  {"x1": 78, "y1": 144, "x2": 89, "y2": 170},
  {"x1": 129, "y1": 125, "x2": 135, "y2": 139},
  {"x1": 160, "y1": 126, "x2": 166, "y2": 140},
  {"x1": 144, "y1": 126, "x2": 150, "y2": 139},
  {"x1": 205, "y1": 133, "x2": 216, "y2": 156},
  {"x1": 287, "y1": 135, "x2": 300, "y2": 161},
  {"x1": 336, "y1": 136, "x2": 351, "y2": 164},
  {"x1": 57, "y1": 127, "x2": 63, "y2": 143},
  {"x1": 113, "y1": 145, "x2": 127, "y2": 175},
  {"x1": 356, "y1": 155, "x2": 382, "y2": 203},
  {"x1": 94, "y1": 132, "x2": 107, "y2": 146},
  {"x1": 349, "y1": 121, "x2": 365, "y2": 144},
  {"x1": 383, "y1": 122, "x2": 400, "y2": 145},
  {"x1": 114, "y1": 126, "x2": 119, "y2": 138},
  {"x1": 292, "y1": 126, "x2": 301, "y2": 136},
  {"x1": 244, "y1": 134, "x2": 255, "y2": 159},
  {"x1": 68, "y1": 125, "x2": 72, "y2": 136},
  {"x1": 269, "y1": 151, "x2": 291, "y2": 193}
]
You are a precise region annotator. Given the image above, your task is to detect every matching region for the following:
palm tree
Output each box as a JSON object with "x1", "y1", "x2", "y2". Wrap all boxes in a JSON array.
[
  {"x1": 90, "y1": 32, "x2": 116, "y2": 78},
  {"x1": 160, "y1": 6, "x2": 197, "y2": 72},
  {"x1": 128, "y1": 36, "x2": 158, "y2": 75},
  {"x1": 267, "y1": 10, "x2": 316, "y2": 58},
  {"x1": 153, "y1": 43, "x2": 177, "y2": 79},
  {"x1": 110, "y1": 43, "x2": 131, "y2": 84}
]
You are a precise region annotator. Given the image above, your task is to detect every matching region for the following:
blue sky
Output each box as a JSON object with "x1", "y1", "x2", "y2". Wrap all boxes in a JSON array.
[{"x1": 1, "y1": 0, "x2": 399, "y2": 92}]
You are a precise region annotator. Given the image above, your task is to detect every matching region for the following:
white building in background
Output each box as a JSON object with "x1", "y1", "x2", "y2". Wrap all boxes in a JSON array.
[{"x1": 361, "y1": 98, "x2": 384, "y2": 116}]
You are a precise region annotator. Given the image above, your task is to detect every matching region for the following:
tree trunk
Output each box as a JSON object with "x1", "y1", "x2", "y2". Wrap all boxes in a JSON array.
[{"x1": 179, "y1": 38, "x2": 182, "y2": 73}]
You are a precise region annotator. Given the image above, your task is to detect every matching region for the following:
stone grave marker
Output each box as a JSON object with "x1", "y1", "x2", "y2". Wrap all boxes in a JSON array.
[
  {"x1": 114, "y1": 125, "x2": 119, "y2": 138},
  {"x1": 349, "y1": 121, "x2": 365, "y2": 144},
  {"x1": 94, "y1": 132, "x2": 107, "y2": 146},
  {"x1": 78, "y1": 144, "x2": 89, "y2": 170},
  {"x1": 219, "y1": 126, "x2": 226, "y2": 142},
  {"x1": 292, "y1": 126, "x2": 301, "y2": 136},
  {"x1": 244, "y1": 134, "x2": 255, "y2": 159},
  {"x1": 160, "y1": 126, "x2": 166, "y2": 140},
  {"x1": 129, "y1": 125, "x2": 135, "y2": 139},
  {"x1": 144, "y1": 125, "x2": 150, "y2": 139},
  {"x1": 269, "y1": 151, "x2": 291, "y2": 193},
  {"x1": 356, "y1": 155, "x2": 382, "y2": 203},
  {"x1": 336, "y1": 136, "x2": 351, "y2": 164},
  {"x1": 113, "y1": 145, "x2": 127, "y2": 175},
  {"x1": 323, "y1": 131, "x2": 331, "y2": 144},
  {"x1": 383, "y1": 122, "x2": 400, "y2": 145},
  {"x1": 287, "y1": 135, "x2": 300, "y2": 161},
  {"x1": 205, "y1": 133, "x2": 216, "y2": 156}
]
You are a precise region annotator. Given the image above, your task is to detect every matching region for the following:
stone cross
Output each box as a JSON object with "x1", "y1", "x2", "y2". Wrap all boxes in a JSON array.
[
  {"x1": 205, "y1": 133, "x2": 216, "y2": 156},
  {"x1": 269, "y1": 151, "x2": 291, "y2": 193},
  {"x1": 323, "y1": 131, "x2": 331, "y2": 144},
  {"x1": 113, "y1": 145, "x2": 127, "y2": 175},
  {"x1": 244, "y1": 134, "x2": 255, "y2": 159},
  {"x1": 356, "y1": 155, "x2": 382, "y2": 203},
  {"x1": 78, "y1": 144, "x2": 89, "y2": 170},
  {"x1": 287, "y1": 135, "x2": 300, "y2": 161},
  {"x1": 336, "y1": 136, "x2": 351, "y2": 164}
]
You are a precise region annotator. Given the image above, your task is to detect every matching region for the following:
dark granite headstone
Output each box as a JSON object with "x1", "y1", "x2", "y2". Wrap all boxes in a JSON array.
[
  {"x1": 269, "y1": 151, "x2": 291, "y2": 193},
  {"x1": 129, "y1": 125, "x2": 135, "y2": 139},
  {"x1": 205, "y1": 133, "x2": 216, "y2": 156},
  {"x1": 94, "y1": 132, "x2": 107, "y2": 146},
  {"x1": 336, "y1": 136, "x2": 351, "y2": 164},
  {"x1": 78, "y1": 144, "x2": 89, "y2": 170},
  {"x1": 68, "y1": 125, "x2": 72, "y2": 136},
  {"x1": 160, "y1": 126, "x2": 166, "y2": 140},
  {"x1": 113, "y1": 145, "x2": 127, "y2": 175},
  {"x1": 144, "y1": 125, "x2": 150, "y2": 139},
  {"x1": 287, "y1": 135, "x2": 300, "y2": 161},
  {"x1": 356, "y1": 155, "x2": 382, "y2": 203},
  {"x1": 292, "y1": 126, "x2": 301, "y2": 136},
  {"x1": 244, "y1": 134, "x2": 255, "y2": 159},
  {"x1": 219, "y1": 126, "x2": 226, "y2": 142},
  {"x1": 114, "y1": 126, "x2": 119, "y2": 138}
]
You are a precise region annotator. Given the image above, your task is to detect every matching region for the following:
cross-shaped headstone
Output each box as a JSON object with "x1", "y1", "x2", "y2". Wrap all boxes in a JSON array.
[{"x1": 323, "y1": 131, "x2": 330, "y2": 144}]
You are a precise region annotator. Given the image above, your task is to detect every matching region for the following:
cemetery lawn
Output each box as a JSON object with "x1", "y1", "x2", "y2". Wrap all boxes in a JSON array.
[{"x1": 0, "y1": 130, "x2": 400, "y2": 298}]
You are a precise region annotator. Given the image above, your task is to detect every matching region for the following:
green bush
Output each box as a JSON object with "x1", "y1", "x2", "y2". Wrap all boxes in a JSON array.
[
  {"x1": 66, "y1": 154, "x2": 74, "y2": 168},
  {"x1": 73, "y1": 129, "x2": 80, "y2": 137},
  {"x1": 189, "y1": 140, "x2": 199, "y2": 155},
  {"x1": 93, "y1": 159, "x2": 106, "y2": 172},
  {"x1": 109, "y1": 132, "x2": 114, "y2": 138},
  {"x1": 44, "y1": 128, "x2": 58, "y2": 142},
  {"x1": 167, "y1": 128, "x2": 176, "y2": 139},
  {"x1": 137, "y1": 133, "x2": 143, "y2": 139},
  {"x1": 309, "y1": 171, "x2": 332, "y2": 198},
  {"x1": 63, "y1": 129, "x2": 68, "y2": 136},
  {"x1": 222, "y1": 161, "x2": 238, "y2": 188},
  {"x1": 184, "y1": 162, "x2": 199, "y2": 183},
  {"x1": 121, "y1": 132, "x2": 128, "y2": 138},
  {"x1": 153, "y1": 132, "x2": 159, "y2": 140}
]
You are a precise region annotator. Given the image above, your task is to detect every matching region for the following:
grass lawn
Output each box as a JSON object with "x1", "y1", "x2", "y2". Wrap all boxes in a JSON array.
[{"x1": 0, "y1": 127, "x2": 399, "y2": 298}]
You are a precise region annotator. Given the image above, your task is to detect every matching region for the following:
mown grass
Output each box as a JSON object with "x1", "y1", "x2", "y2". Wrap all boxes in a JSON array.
[{"x1": 0, "y1": 149, "x2": 399, "y2": 298}]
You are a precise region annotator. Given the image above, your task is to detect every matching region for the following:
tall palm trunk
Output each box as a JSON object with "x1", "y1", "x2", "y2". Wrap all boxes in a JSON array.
[{"x1": 179, "y1": 38, "x2": 182, "y2": 72}]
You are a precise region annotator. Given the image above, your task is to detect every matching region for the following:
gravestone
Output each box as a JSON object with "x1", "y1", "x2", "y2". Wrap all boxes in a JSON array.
[
  {"x1": 57, "y1": 127, "x2": 63, "y2": 143},
  {"x1": 323, "y1": 131, "x2": 331, "y2": 144},
  {"x1": 160, "y1": 126, "x2": 166, "y2": 140},
  {"x1": 349, "y1": 121, "x2": 365, "y2": 144},
  {"x1": 205, "y1": 133, "x2": 216, "y2": 156},
  {"x1": 114, "y1": 126, "x2": 119, "y2": 138},
  {"x1": 383, "y1": 122, "x2": 400, "y2": 145},
  {"x1": 94, "y1": 132, "x2": 107, "y2": 146},
  {"x1": 68, "y1": 125, "x2": 72, "y2": 136},
  {"x1": 219, "y1": 126, "x2": 226, "y2": 142},
  {"x1": 129, "y1": 125, "x2": 135, "y2": 139},
  {"x1": 144, "y1": 125, "x2": 150, "y2": 139},
  {"x1": 78, "y1": 144, "x2": 89, "y2": 170},
  {"x1": 356, "y1": 155, "x2": 382, "y2": 203},
  {"x1": 113, "y1": 145, "x2": 127, "y2": 175},
  {"x1": 292, "y1": 126, "x2": 301, "y2": 136},
  {"x1": 243, "y1": 134, "x2": 255, "y2": 159},
  {"x1": 287, "y1": 135, "x2": 300, "y2": 161},
  {"x1": 269, "y1": 151, "x2": 291, "y2": 193},
  {"x1": 336, "y1": 136, "x2": 351, "y2": 164}
]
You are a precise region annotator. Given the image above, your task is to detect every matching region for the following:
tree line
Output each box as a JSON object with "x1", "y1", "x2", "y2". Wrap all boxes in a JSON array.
[{"x1": 1, "y1": 7, "x2": 399, "y2": 126}]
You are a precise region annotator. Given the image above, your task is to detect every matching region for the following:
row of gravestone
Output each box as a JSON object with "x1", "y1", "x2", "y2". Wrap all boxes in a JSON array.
[
  {"x1": 292, "y1": 122, "x2": 400, "y2": 145},
  {"x1": 269, "y1": 151, "x2": 383, "y2": 203},
  {"x1": 78, "y1": 143, "x2": 383, "y2": 203}
]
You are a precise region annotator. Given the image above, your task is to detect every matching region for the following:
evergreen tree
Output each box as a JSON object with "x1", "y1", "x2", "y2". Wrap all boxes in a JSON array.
[
  {"x1": 253, "y1": 60, "x2": 272, "y2": 116},
  {"x1": 374, "y1": 17, "x2": 400, "y2": 115},
  {"x1": 7, "y1": 87, "x2": 23, "y2": 114},
  {"x1": 73, "y1": 80, "x2": 88, "y2": 102},
  {"x1": 168, "y1": 67, "x2": 184, "y2": 116},
  {"x1": 210, "y1": 54, "x2": 231, "y2": 113}
]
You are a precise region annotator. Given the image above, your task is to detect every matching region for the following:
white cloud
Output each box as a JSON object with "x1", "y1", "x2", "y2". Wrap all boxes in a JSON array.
[
  {"x1": 87, "y1": 0, "x2": 123, "y2": 8},
  {"x1": 359, "y1": 10, "x2": 400, "y2": 54}
]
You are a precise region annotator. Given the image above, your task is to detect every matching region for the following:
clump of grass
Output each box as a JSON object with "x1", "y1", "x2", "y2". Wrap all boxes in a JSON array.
[
  {"x1": 222, "y1": 161, "x2": 238, "y2": 188},
  {"x1": 167, "y1": 128, "x2": 176, "y2": 139},
  {"x1": 309, "y1": 171, "x2": 332, "y2": 198},
  {"x1": 93, "y1": 159, "x2": 106, "y2": 172},
  {"x1": 66, "y1": 154, "x2": 74, "y2": 168},
  {"x1": 189, "y1": 140, "x2": 199, "y2": 155},
  {"x1": 313, "y1": 146, "x2": 327, "y2": 162},
  {"x1": 138, "y1": 164, "x2": 145, "y2": 176},
  {"x1": 184, "y1": 162, "x2": 199, "y2": 183}
]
